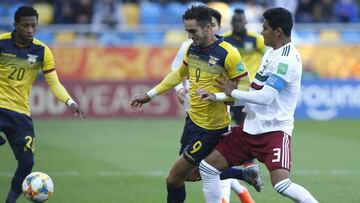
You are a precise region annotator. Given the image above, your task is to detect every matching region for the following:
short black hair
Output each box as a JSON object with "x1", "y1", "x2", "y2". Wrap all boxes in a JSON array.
[
  {"x1": 14, "y1": 6, "x2": 38, "y2": 23},
  {"x1": 209, "y1": 8, "x2": 222, "y2": 25},
  {"x1": 182, "y1": 5, "x2": 212, "y2": 28},
  {"x1": 263, "y1": 7, "x2": 293, "y2": 37}
]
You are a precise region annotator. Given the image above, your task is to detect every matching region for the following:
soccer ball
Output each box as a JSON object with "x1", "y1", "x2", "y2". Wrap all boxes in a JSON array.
[{"x1": 22, "y1": 172, "x2": 54, "y2": 202}]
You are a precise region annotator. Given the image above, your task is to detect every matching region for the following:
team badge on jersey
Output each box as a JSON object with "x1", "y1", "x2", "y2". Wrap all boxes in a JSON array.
[
  {"x1": 277, "y1": 63, "x2": 288, "y2": 75},
  {"x1": 208, "y1": 55, "x2": 219, "y2": 68},
  {"x1": 27, "y1": 54, "x2": 38, "y2": 67}
]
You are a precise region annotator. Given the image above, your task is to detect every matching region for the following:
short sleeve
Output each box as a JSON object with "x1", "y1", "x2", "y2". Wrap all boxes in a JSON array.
[
  {"x1": 265, "y1": 57, "x2": 293, "y2": 92},
  {"x1": 42, "y1": 45, "x2": 55, "y2": 71},
  {"x1": 224, "y1": 46, "x2": 247, "y2": 79}
]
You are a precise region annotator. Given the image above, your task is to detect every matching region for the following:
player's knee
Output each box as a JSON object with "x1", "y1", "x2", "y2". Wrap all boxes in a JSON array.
[{"x1": 186, "y1": 170, "x2": 201, "y2": 182}]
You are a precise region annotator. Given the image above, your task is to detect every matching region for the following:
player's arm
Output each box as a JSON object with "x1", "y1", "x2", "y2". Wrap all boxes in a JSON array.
[
  {"x1": 220, "y1": 60, "x2": 292, "y2": 106},
  {"x1": 130, "y1": 62, "x2": 188, "y2": 112},
  {"x1": 42, "y1": 46, "x2": 86, "y2": 120},
  {"x1": 214, "y1": 47, "x2": 250, "y2": 102}
]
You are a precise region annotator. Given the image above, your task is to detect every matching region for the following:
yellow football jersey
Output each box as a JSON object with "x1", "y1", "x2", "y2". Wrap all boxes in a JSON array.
[
  {"x1": 183, "y1": 37, "x2": 248, "y2": 130},
  {"x1": 0, "y1": 32, "x2": 55, "y2": 115}
]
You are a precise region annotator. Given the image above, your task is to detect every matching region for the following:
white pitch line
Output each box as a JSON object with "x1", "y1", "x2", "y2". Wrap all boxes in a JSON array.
[{"x1": 0, "y1": 170, "x2": 359, "y2": 177}]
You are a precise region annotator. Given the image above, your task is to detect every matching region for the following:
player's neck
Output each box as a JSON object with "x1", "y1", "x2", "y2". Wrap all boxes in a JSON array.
[
  {"x1": 202, "y1": 35, "x2": 217, "y2": 48},
  {"x1": 273, "y1": 37, "x2": 291, "y2": 50},
  {"x1": 14, "y1": 33, "x2": 31, "y2": 47}
]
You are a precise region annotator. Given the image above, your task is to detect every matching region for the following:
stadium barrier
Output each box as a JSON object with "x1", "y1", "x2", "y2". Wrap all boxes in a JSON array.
[{"x1": 31, "y1": 79, "x2": 360, "y2": 120}]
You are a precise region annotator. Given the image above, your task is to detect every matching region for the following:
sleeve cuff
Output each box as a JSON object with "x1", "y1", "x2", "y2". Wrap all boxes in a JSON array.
[
  {"x1": 215, "y1": 92, "x2": 227, "y2": 101},
  {"x1": 146, "y1": 88, "x2": 158, "y2": 99},
  {"x1": 66, "y1": 98, "x2": 76, "y2": 106}
]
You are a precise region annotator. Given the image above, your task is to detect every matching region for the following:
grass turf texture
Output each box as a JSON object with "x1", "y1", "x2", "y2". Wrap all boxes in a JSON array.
[{"x1": 0, "y1": 119, "x2": 359, "y2": 202}]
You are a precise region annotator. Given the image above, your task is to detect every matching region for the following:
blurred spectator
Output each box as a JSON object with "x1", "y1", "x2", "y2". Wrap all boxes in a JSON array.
[
  {"x1": 302, "y1": 60, "x2": 319, "y2": 80},
  {"x1": 92, "y1": 0, "x2": 122, "y2": 31},
  {"x1": 54, "y1": 0, "x2": 78, "y2": 24},
  {"x1": 77, "y1": 0, "x2": 94, "y2": 24},
  {"x1": 334, "y1": 0, "x2": 358, "y2": 22},
  {"x1": 314, "y1": 0, "x2": 334, "y2": 22},
  {"x1": 272, "y1": 0, "x2": 298, "y2": 15},
  {"x1": 295, "y1": 0, "x2": 316, "y2": 22}
]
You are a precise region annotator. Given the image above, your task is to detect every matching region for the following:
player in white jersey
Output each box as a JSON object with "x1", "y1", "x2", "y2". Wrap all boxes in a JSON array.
[
  {"x1": 196, "y1": 8, "x2": 318, "y2": 203},
  {"x1": 171, "y1": 8, "x2": 255, "y2": 203}
]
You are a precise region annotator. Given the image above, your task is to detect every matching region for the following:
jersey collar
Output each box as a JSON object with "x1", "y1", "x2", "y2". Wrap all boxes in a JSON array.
[
  {"x1": 271, "y1": 42, "x2": 292, "y2": 55},
  {"x1": 198, "y1": 35, "x2": 224, "y2": 52}
]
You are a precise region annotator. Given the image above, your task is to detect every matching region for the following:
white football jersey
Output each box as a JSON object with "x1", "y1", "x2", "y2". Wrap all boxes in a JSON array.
[
  {"x1": 171, "y1": 40, "x2": 191, "y2": 112},
  {"x1": 243, "y1": 42, "x2": 302, "y2": 136}
]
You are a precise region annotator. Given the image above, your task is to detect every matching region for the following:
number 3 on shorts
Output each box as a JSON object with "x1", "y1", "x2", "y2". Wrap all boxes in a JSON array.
[{"x1": 25, "y1": 136, "x2": 35, "y2": 153}]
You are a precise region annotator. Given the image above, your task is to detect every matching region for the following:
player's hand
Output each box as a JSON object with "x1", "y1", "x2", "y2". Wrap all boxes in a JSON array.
[
  {"x1": 196, "y1": 88, "x2": 216, "y2": 101},
  {"x1": 177, "y1": 88, "x2": 188, "y2": 105},
  {"x1": 130, "y1": 93, "x2": 151, "y2": 112},
  {"x1": 70, "y1": 103, "x2": 86, "y2": 121},
  {"x1": 214, "y1": 78, "x2": 237, "y2": 96}
]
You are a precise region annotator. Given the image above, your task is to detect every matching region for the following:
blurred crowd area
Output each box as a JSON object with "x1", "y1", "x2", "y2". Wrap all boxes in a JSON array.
[{"x1": 1, "y1": 0, "x2": 360, "y2": 79}]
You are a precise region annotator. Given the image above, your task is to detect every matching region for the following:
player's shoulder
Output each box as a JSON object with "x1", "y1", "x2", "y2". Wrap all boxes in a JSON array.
[
  {"x1": 32, "y1": 37, "x2": 50, "y2": 50},
  {"x1": 219, "y1": 40, "x2": 238, "y2": 54},
  {"x1": 0, "y1": 32, "x2": 12, "y2": 41}
]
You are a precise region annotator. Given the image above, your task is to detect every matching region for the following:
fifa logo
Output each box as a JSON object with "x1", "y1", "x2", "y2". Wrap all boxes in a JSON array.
[
  {"x1": 27, "y1": 54, "x2": 38, "y2": 67},
  {"x1": 208, "y1": 55, "x2": 219, "y2": 68}
]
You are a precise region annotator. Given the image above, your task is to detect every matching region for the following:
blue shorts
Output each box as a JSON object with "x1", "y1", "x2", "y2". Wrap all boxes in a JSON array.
[
  {"x1": 179, "y1": 116, "x2": 228, "y2": 165},
  {"x1": 0, "y1": 108, "x2": 35, "y2": 158}
]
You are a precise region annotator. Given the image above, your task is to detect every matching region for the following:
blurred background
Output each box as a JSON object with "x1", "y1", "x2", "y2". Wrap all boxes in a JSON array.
[{"x1": 0, "y1": 1, "x2": 360, "y2": 202}]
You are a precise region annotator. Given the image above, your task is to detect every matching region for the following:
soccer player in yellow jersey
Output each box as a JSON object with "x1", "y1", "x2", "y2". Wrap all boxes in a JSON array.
[
  {"x1": 0, "y1": 6, "x2": 86, "y2": 203},
  {"x1": 130, "y1": 5, "x2": 260, "y2": 203},
  {"x1": 223, "y1": 8, "x2": 266, "y2": 125}
]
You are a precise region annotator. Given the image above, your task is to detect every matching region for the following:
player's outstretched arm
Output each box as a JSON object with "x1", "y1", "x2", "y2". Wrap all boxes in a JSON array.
[{"x1": 43, "y1": 70, "x2": 86, "y2": 120}]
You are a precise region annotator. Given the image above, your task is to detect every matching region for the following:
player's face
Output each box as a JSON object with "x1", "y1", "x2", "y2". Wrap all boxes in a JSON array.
[
  {"x1": 14, "y1": 16, "x2": 38, "y2": 43},
  {"x1": 231, "y1": 14, "x2": 246, "y2": 35},
  {"x1": 211, "y1": 17, "x2": 220, "y2": 34},
  {"x1": 184, "y1": 19, "x2": 212, "y2": 47},
  {"x1": 261, "y1": 19, "x2": 275, "y2": 47}
]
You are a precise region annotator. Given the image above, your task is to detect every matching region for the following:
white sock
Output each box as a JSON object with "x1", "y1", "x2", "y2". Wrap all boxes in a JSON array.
[
  {"x1": 230, "y1": 179, "x2": 247, "y2": 194},
  {"x1": 220, "y1": 179, "x2": 231, "y2": 203},
  {"x1": 274, "y1": 179, "x2": 318, "y2": 203},
  {"x1": 199, "y1": 160, "x2": 222, "y2": 203}
]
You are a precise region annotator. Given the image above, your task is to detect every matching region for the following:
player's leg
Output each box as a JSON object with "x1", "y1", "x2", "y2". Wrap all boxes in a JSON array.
[
  {"x1": 200, "y1": 126, "x2": 262, "y2": 203},
  {"x1": 167, "y1": 116, "x2": 227, "y2": 203},
  {"x1": 166, "y1": 155, "x2": 197, "y2": 203},
  {"x1": 259, "y1": 132, "x2": 318, "y2": 203},
  {"x1": 230, "y1": 179, "x2": 255, "y2": 203},
  {"x1": 3, "y1": 111, "x2": 35, "y2": 203}
]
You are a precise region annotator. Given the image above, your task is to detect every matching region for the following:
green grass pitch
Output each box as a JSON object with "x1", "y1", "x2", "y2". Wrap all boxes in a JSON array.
[{"x1": 0, "y1": 119, "x2": 359, "y2": 202}]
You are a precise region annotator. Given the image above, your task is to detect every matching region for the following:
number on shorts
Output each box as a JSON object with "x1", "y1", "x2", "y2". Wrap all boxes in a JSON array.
[
  {"x1": 25, "y1": 136, "x2": 35, "y2": 153},
  {"x1": 272, "y1": 148, "x2": 281, "y2": 163},
  {"x1": 190, "y1": 141, "x2": 202, "y2": 154}
]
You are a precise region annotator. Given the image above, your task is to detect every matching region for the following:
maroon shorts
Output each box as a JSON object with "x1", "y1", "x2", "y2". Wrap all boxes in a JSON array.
[{"x1": 216, "y1": 125, "x2": 292, "y2": 172}]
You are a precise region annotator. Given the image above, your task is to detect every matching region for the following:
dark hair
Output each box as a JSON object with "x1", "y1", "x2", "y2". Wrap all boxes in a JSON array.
[
  {"x1": 14, "y1": 6, "x2": 38, "y2": 23},
  {"x1": 182, "y1": 5, "x2": 212, "y2": 28},
  {"x1": 234, "y1": 8, "x2": 245, "y2": 15},
  {"x1": 209, "y1": 8, "x2": 222, "y2": 25},
  {"x1": 263, "y1": 7, "x2": 293, "y2": 37}
]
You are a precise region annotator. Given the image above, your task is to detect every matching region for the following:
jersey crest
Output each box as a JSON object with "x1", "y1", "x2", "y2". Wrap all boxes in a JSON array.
[
  {"x1": 208, "y1": 55, "x2": 219, "y2": 68},
  {"x1": 27, "y1": 54, "x2": 38, "y2": 67}
]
